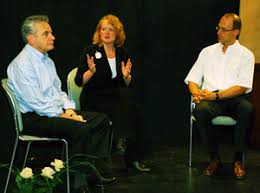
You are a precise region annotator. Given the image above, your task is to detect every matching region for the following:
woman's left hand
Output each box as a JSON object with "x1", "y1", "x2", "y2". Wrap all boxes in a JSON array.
[{"x1": 121, "y1": 58, "x2": 132, "y2": 78}]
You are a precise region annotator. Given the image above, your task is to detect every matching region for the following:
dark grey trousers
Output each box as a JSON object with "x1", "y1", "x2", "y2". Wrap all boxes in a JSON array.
[{"x1": 193, "y1": 95, "x2": 254, "y2": 154}]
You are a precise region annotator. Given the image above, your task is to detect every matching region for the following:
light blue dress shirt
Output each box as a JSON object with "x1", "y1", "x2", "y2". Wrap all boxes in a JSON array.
[{"x1": 7, "y1": 44, "x2": 75, "y2": 117}]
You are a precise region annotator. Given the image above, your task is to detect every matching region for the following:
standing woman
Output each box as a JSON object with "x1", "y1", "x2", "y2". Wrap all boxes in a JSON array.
[{"x1": 75, "y1": 14, "x2": 150, "y2": 172}]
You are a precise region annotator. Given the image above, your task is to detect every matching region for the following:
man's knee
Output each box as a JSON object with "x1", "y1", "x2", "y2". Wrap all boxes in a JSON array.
[
  {"x1": 237, "y1": 100, "x2": 254, "y2": 115},
  {"x1": 84, "y1": 111, "x2": 110, "y2": 124},
  {"x1": 98, "y1": 112, "x2": 110, "y2": 125},
  {"x1": 193, "y1": 101, "x2": 214, "y2": 118},
  {"x1": 93, "y1": 112, "x2": 111, "y2": 132}
]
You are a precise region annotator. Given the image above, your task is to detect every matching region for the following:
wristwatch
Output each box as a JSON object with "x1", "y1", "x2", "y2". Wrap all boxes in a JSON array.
[{"x1": 215, "y1": 91, "x2": 219, "y2": 100}]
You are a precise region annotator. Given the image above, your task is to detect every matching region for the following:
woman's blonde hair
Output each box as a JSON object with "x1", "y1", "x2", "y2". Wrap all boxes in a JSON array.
[{"x1": 93, "y1": 14, "x2": 126, "y2": 47}]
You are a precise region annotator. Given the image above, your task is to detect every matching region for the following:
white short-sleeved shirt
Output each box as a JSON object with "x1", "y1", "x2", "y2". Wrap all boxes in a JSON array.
[{"x1": 184, "y1": 41, "x2": 255, "y2": 93}]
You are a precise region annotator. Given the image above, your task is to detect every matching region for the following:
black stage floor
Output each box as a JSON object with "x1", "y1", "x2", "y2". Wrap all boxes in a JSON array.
[
  {"x1": 103, "y1": 145, "x2": 260, "y2": 193},
  {"x1": 2, "y1": 144, "x2": 260, "y2": 193}
]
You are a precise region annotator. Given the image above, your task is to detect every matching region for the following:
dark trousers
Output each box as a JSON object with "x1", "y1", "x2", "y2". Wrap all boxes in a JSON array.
[
  {"x1": 193, "y1": 95, "x2": 254, "y2": 156},
  {"x1": 22, "y1": 111, "x2": 112, "y2": 159}
]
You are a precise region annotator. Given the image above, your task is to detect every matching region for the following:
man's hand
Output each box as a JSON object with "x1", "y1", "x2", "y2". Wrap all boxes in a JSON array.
[
  {"x1": 60, "y1": 109, "x2": 87, "y2": 122},
  {"x1": 192, "y1": 95, "x2": 203, "y2": 103},
  {"x1": 65, "y1": 109, "x2": 77, "y2": 117},
  {"x1": 192, "y1": 89, "x2": 206, "y2": 103},
  {"x1": 201, "y1": 89, "x2": 216, "y2": 101},
  {"x1": 192, "y1": 89, "x2": 217, "y2": 103}
]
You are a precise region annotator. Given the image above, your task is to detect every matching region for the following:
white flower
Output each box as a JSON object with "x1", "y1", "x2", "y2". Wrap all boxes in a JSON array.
[
  {"x1": 20, "y1": 167, "x2": 33, "y2": 179},
  {"x1": 41, "y1": 167, "x2": 55, "y2": 179},
  {"x1": 51, "y1": 159, "x2": 65, "y2": 172},
  {"x1": 95, "y1": 51, "x2": 102, "y2": 59}
]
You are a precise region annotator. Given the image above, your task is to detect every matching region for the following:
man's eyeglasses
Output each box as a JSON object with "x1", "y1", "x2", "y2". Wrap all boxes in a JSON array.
[{"x1": 216, "y1": 25, "x2": 235, "y2": 32}]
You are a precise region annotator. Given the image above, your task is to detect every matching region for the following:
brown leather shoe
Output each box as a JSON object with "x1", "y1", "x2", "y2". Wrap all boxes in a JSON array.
[
  {"x1": 233, "y1": 161, "x2": 246, "y2": 180},
  {"x1": 203, "y1": 159, "x2": 222, "y2": 176}
]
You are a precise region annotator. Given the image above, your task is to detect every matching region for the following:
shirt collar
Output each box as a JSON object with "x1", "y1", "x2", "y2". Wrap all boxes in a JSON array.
[
  {"x1": 219, "y1": 40, "x2": 240, "y2": 53},
  {"x1": 25, "y1": 44, "x2": 49, "y2": 63}
]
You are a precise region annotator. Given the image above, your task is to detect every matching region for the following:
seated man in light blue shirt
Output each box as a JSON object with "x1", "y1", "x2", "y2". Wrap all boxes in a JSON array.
[{"x1": 7, "y1": 15, "x2": 116, "y2": 189}]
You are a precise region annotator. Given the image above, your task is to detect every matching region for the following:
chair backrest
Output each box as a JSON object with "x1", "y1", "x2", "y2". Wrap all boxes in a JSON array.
[
  {"x1": 67, "y1": 67, "x2": 83, "y2": 110},
  {"x1": 1, "y1": 78, "x2": 24, "y2": 133}
]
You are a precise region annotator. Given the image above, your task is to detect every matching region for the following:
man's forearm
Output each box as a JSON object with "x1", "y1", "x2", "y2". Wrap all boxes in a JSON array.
[
  {"x1": 188, "y1": 81, "x2": 200, "y2": 96},
  {"x1": 217, "y1": 86, "x2": 247, "y2": 100}
]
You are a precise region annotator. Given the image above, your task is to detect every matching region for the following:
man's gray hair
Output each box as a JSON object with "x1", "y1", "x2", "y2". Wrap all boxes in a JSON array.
[{"x1": 21, "y1": 15, "x2": 49, "y2": 43}]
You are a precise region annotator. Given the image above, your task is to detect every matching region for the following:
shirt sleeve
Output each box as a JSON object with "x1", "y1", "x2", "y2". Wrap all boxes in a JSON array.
[
  {"x1": 236, "y1": 50, "x2": 255, "y2": 92},
  {"x1": 184, "y1": 49, "x2": 205, "y2": 86},
  {"x1": 54, "y1": 79, "x2": 76, "y2": 110}
]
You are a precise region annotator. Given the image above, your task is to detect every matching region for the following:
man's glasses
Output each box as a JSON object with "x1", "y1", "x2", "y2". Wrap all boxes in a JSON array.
[{"x1": 216, "y1": 25, "x2": 235, "y2": 32}]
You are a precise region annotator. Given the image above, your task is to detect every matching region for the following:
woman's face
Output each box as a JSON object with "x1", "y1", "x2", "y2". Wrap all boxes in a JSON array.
[{"x1": 99, "y1": 19, "x2": 116, "y2": 45}]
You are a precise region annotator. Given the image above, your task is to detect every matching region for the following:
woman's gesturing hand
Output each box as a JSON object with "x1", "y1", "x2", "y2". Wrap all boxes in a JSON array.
[
  {"x1": 121, "y1": 58, "x2": 132, "y2": 79},
  {"x1": 87, "y1": 54, "x2": 96, "y2": 74}
]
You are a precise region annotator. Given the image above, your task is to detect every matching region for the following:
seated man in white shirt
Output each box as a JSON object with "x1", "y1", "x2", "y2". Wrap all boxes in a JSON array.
[
  {"x1": 7, "y1": 15, "x2": 116, "y2": 190},
  {"x1": 185, "y1": 13, "x2": 255, "y2": 179}
]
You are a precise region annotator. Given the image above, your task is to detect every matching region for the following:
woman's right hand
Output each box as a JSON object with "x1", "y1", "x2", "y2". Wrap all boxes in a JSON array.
[{"x1": 87, "y1": 54, "x2": 96, "y2": 74}]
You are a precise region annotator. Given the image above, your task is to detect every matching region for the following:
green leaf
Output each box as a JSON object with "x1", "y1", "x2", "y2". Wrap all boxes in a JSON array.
[{"x1": 34, "y1": 187, "x2": 51, "y2": 193}]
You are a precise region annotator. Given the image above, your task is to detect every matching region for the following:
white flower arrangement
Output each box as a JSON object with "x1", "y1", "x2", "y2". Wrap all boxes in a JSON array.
[
  {"x1": 12, "y1": 159, "x2": 65, "y2": 193},
  {"x1": 1, "y1": 154, "x2": 101, "y2": 193},
  {"x1": 51, "y1": 159, "x2": 65, "y2": 172},
  {"x1": 20, "y1": 167, "x2": 33, "y2": 179},
  {"x1": 41, "y1": 166, "x2": 56, "y2": 179}
]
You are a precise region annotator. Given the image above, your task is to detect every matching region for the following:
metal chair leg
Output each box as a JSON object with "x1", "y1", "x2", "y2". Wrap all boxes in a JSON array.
[
  {"x1": 188, "y1": 97, "x2": 195, "y2": 168},
  {"x1": 4, "y1": 138, "x2": 19, "y2": 193},
  {"x1": 22, "y1": 142, "x2": 31, "y2": 168},
  {"x1": 188, "y1": 115, "x2": 193, "y2": 167},
  {"x1": 63, "y1": 139, "x2": 70, "y2": 193},
  {"x1": 109, "y1": 121, "x2": 113, "y2": 155}
]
